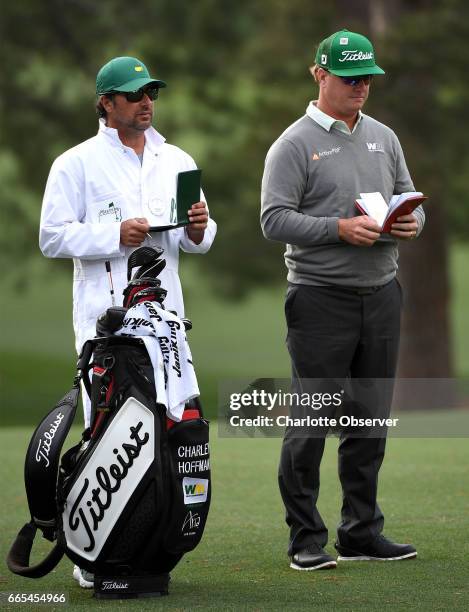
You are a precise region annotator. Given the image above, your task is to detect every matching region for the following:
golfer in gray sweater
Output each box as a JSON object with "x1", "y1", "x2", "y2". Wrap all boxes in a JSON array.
[{"x1": 261, "y1": 29, "x2": 424, "y2": 570}]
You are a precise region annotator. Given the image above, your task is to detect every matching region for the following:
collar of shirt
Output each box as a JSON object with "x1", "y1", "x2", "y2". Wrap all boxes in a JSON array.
[
  {"x1": 306, "y1": 101, "x2": 363, "y2": 135},
  {"x1": 98, "y1": 119, "x2": 166, "y2": 154}
]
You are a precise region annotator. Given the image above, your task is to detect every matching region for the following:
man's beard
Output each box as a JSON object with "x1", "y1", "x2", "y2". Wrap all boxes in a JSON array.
[{"x1": 130, "y1": 109, "x2": 153, "y2": 131}]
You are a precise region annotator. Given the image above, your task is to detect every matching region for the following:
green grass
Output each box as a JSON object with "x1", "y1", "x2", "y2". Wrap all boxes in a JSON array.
[
  {"x1": 0, "y1": 427, "x2": 468, "y2": 611},
  {"x1": 1, "y1": 243, "x2": 468, "y2": 425},
  {"x1": 1, "y1": 245, "x2": 468, "y2": 609},
  {"x1": 0, "y1": 259, "x2": 290, "y2": 426}
]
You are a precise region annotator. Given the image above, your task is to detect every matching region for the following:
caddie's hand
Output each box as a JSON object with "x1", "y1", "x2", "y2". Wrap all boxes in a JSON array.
[
  {"x1": 186, "y1": 201, "x2": 208, "y2": 244},
  {"x1": 120, "y1": 217, "x2": 150, "y2": 247},
  {"x1": 390, "y1": 213, "x2": 418, "y2": 240},
  {"x1": 338, "y1": 216, "x2": 381, "y2": 247}
]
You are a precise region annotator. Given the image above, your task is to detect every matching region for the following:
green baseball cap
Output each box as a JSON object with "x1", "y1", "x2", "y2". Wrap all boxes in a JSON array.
[
  {"x1": 315, "y1": 29, "x2": 385, "y2": 76},
  {"x1": 96, "y1": 56, "x2": 167, "y2": 95}
]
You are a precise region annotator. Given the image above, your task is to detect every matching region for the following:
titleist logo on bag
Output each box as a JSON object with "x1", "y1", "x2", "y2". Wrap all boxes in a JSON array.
[
  {"x1": 35, "y1": 412, "x2": 65, "y2": 468},
  {"x1": 63, "y1": 398, "x2": 154, "y2": 562},
  {"x1": 101, "y1": 580, "x2": 130, "y2": 590}
]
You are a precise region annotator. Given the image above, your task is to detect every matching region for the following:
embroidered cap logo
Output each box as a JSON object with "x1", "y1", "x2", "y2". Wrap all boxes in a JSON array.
[{"x1": 339, "y1": 50, "x2": 374, "y2": 63}]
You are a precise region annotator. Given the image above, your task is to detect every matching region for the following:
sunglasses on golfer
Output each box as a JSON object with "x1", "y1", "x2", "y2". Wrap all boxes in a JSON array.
[
  {"x1": 322, "y1": 68, "x2": 373, "y2": 86},
  {"x1": 339, "y1": 74, "x2": 373, "y2": 86},
  {"x1": 109, "y1": 87, "x2": 160, "y2": 102}
]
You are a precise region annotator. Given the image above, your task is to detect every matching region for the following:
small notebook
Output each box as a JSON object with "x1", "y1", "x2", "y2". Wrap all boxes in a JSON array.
[
  {"x1": 355, "y1": 191, "x2": 427, "y2": 233},
  {"x1": 149, "y1": 169, "x2": 202, "y2": 232}
]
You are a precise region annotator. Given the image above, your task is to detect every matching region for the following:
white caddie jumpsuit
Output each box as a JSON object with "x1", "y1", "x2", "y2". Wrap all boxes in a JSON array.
[{"x1": 40, "y1": 120, "x2": 216, "y2": 425}]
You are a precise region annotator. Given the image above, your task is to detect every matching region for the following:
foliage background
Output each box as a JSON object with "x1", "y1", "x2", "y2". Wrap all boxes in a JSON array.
[{"x1": 1, "y1": 0, "x2": 468, "y2": 414}]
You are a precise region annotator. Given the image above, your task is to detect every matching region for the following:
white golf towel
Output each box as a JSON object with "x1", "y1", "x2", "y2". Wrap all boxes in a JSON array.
[{"x1": 115, "y1": 300, "x2": 199, "y2": 421}]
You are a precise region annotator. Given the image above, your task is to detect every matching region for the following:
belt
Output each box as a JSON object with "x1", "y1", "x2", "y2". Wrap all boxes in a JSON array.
[{"x1": 328, "y1": 283, "x2": 390, "y2": 295}]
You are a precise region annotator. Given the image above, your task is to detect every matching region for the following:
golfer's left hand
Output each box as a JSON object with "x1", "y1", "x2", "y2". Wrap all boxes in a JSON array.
[
  {"x1": 186, "y1": 201, "x2": 208, "y2": 244},
  {"x1": 390, "y1": 213, "x2": 419, "y2": 240}
]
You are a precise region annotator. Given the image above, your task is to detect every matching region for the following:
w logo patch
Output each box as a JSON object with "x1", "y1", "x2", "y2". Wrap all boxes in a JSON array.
[
  {"x1": 183, "y1": 477, "x2": 209, "y2": 504},
  {"x1": 366, "y1": 142, "x2": 384, "y2": 153}
]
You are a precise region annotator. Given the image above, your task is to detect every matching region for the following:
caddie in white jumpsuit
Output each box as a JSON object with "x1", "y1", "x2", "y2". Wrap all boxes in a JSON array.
[{"x1": 39, "y1": 56, "x2": 216, "y2": 434}]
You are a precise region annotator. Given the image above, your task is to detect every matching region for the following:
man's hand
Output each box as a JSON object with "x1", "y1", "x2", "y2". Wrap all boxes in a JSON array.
[
  {"x1": 390, "y1": 213, "x2": 418, "y2": 240},
  {"x1": 338, "y1": 217, "x2": 381, "y2": 246},
  {"x1": 120, "y1": 218, "x2": 150, "y2": 247},
  {"x1": 186, "y1": 201, "x2": 208, "y2": 245}
]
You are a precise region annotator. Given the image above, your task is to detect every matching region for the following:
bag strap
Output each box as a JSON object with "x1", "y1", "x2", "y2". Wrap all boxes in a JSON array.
[
  {"x1": 6, "y1": 522, "x2": 64, "y2": 578},
  {"x1": 77, "y1": 339, "x2": 95, "y2": 399},
  {"x1": 6, "y1": 386, "x2": 81, "y2": 577},
  {"x1": 6, "y1": 341, "x2": 95, "y2": 578},
  {"x1": 24, "y1": 386, "x2": 81, "y2": 535}
]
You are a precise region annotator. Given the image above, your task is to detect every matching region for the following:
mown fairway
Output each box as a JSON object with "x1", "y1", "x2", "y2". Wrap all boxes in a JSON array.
[
  {"x1": 1, "y1": 427, "x2": 468, "y2": 611},
  {"x1": 1, "y1": 246, "x2": 468, "y2": 610},
  {"x1": 1, "y1": 244, "x2": 469, "y2": 426}
]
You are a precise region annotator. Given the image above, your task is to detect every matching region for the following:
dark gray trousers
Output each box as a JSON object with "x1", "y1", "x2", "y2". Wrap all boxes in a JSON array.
[{"x1": 279, "y1": 279, "x2": 402, "y2": 556}]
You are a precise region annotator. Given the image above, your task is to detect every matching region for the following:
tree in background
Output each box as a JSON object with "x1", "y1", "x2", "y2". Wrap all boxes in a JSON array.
[
  {"x1": 0, "y1": 0, "x2": 332, "y2": 290},
  {"x1": 334, "y1": 0, "x2": 469, "y2": 379}
]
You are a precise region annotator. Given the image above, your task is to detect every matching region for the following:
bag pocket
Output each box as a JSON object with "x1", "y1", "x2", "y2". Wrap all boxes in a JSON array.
[{"x1": 163, "y1": 417, "x2": 211, "y2": 554}]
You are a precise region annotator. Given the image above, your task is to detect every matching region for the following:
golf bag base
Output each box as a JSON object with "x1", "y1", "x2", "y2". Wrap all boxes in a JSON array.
[{"x1": 94, "y1": 573, "x2": 170, "y2": 599}]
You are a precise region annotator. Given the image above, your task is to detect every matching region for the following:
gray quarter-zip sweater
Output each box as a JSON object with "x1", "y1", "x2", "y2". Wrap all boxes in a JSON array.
[{"x1": 260, "y1": 111, "x2": 425, "y2": 287}]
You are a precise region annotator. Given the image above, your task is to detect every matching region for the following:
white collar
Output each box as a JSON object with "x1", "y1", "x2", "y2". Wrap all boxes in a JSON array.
[
  {"x1": 306, "y1": 101, "x2": 363, "y2": 134},
  {"x1": 98, "y1": 119, "x2": 166, "y2": 153}
]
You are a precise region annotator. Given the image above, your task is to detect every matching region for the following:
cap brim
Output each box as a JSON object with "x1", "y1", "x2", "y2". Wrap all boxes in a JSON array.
[
  {"x1": 113, "y1": 77, "x2": 167, "y2": 92},
  {"x1": 328, "y1": 65, "x2": 385, "y2": 77}
]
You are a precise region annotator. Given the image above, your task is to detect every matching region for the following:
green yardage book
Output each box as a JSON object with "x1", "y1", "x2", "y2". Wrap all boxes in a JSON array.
[{"x1": 149, "y1": 169, "x2": 202, "y2": 232}]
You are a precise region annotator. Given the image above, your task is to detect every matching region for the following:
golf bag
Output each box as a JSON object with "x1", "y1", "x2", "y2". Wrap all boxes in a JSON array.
[{"x1": 7, "y1": 247, "x2": 211, "y2": 598}]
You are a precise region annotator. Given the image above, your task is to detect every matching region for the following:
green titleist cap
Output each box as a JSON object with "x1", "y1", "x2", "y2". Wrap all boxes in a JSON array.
[
  {"x1": 315, "y1": 29, "x2": 385, "y2": 76},
  {"x1": 96, "y1": 56, "x2": 167, "y2": 94}
]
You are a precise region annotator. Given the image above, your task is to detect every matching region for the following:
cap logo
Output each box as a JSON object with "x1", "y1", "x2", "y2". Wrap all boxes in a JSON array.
[
  {"x1": 339, "y1": 50, "x2": 373, "y2": 62},
  {"x1": 339, "y1": 37, "x2": 348, "y2": 45},
  {"x1": 134, "y1": 66, "x2": 143, "y2": 72},
  {"x1": 321, "y1": 54, "x2": 327, "y2": 65}
]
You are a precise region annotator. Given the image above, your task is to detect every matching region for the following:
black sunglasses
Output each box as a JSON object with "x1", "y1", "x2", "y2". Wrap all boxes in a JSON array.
[
  {"x1": 321, "y1": 68, "x2": 373, "y2": 86},
  {"x1": 109, "y1": 87, "x2": 160, "y2": 102},
  {"x1": 339, "y1": 74, "x2": 373, "y2": 86}
]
